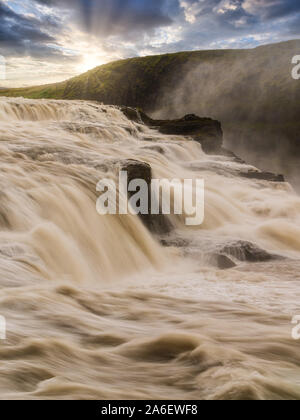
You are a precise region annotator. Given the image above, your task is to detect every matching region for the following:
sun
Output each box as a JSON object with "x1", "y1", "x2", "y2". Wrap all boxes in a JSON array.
[{"x1": 78, "y1": 54, "x2": 105, "y2": 73}]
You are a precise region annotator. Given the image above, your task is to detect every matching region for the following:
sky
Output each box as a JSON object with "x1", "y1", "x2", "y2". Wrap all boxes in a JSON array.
[{"x1": 0, "y1": 0, "x2": 300, "y2": 87}]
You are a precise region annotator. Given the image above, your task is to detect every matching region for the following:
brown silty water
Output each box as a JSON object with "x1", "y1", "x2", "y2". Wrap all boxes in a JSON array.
[{"x1": 0, "y1": 97, "x2": 300, "y2": 400}]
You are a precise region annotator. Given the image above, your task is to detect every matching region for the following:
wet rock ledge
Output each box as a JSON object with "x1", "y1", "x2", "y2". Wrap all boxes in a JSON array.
[
  {"x1": 120, "y1": 107, "x2": 223, "y2": 154},
  {"x1": 120, "y1": 106, "x2": 285, "y2": 183}
]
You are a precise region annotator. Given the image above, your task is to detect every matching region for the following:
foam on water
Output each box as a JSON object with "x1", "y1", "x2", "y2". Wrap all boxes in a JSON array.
[{"x1": 0, "y1": 97, "x2": 300, "y2": 400}]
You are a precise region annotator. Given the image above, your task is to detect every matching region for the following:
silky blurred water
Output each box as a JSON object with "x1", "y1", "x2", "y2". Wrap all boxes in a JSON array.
[{"x1": 0, "y1": 97, "x2": 299, "y2": 400}]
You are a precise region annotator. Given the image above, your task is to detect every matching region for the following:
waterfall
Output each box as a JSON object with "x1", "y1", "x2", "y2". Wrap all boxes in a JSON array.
[{"x1": 0, "y1": 96, "x2": 300, "y2": 400}]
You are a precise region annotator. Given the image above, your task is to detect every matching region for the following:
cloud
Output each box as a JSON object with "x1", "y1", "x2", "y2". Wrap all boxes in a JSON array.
[
  {"x1": 0, "y1": 2, "x2": 64, "y2": 58},
  {"x1": 288, "y1": 13, "x2": 300, "y2": 35},
  {"x1": 0, "y1": 0, "x2": 299, "y2": 87},
  {"x1": 4, "y1": 0, "x2": 300, "y2": 57},
  {"x1": 33, "y1": 0, "x2": 173, "y2": 37},
  {"x1": 243, "y1": 0, "x2": 300, "y2": 20}
]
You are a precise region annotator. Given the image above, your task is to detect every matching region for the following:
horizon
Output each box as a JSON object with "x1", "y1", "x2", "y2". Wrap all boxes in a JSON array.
[{"x1": 0, "y1": 0, "x2": 300, "y2": 88}]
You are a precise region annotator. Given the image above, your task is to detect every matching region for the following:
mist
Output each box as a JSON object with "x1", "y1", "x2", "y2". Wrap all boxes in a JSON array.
[{"x1": 151, "y1": 41, "x2": 300, "y2": 190}]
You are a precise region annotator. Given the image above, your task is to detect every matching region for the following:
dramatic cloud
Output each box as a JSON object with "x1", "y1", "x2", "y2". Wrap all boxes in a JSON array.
[
  {"x1": 34, "y1": 0, "x2": 173, "y2": 36},
  {"x1": 289, "y1": 13, "x2": 300, "y2": 36},
  {"x1": 0, "y1": 0, "x2": 299, "y2": 87},
  {"x1": 243, "y1": 0, "x2": 300, "y2": 19},
  {"x1": 0, "y1": 2, "x2": 56, "y2": 56}
]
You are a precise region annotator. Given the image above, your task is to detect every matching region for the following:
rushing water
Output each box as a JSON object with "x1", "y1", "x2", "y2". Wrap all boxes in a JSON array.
[{"x1": 0, "y1": 97, "x2": 300, "y2": 400}]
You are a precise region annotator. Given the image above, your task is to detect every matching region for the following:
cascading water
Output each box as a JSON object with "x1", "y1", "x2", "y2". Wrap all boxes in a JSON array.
[{"x1": 0, "y1": 97, "x2": 300, "y2": 400}]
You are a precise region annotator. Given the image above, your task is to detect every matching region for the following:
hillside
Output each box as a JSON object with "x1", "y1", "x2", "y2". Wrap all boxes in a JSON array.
[
  {"x1": 1, "y1": 40, "x2": 299, "y2": 118},
  {"x1": 0, "y1": 49, "x2": 248, "y2": 105},
  {"x1": 1, "y1": 40, "x2": 300, "y2": 185}
]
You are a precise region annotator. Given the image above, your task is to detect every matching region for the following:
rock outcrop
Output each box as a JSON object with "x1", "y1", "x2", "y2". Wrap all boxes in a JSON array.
[
  {"x1": 213, "y1": 254, "x2": 237, "y2": 270},
  {"x1": 220, "y1": 241, "x2": 283, "y2": 263},
  {"x1": 119, "y1": 109, "x2": 286, "y2": 238},
  {"x1": 119, "y1": 159, "x2": 172, "y2": 234},
  {"x1": 239, "y1": 170, "x2": 285, "y2": 183},
  {"x1": 121, "y1": 107, "x2": 223, "y2": 154},
  {"x1": 121, "y1": 106, "x2": 285, "y2": 181}
]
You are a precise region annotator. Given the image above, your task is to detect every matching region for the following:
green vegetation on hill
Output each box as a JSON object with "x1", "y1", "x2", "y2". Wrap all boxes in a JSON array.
[
  {"x1": 1, "y1": 40, "x2": 299, "y2": 125},
  {"x1": 0, "y1": 49, "x2": 246, "y2": 105}
]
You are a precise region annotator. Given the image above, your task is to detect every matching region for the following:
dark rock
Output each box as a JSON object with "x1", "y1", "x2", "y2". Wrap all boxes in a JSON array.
[
  {"x1": 240, "y1": 170, "x2": 285, "y2": 182},
  {"x1": 119, "y1": 159, "x2": 172, "y2": 234},
  {"x1": 160, "y1": 239, "x2": 237, "y2": 269},
  {"x1": 214, "y1": 254, "x2": 237, "y2": 270},
  {"x1": 157, "y1": 116, "x2": 221, "y2": 136},
  {"x1": 120, "y1": 107, "x2": 284, "y2": 183},
  {"x1": 121, "y1": 159, "x2": 152, "y2": 187},
  {"x1": 120, "y1": 107, "x2": 223, "y2": 154},
  {"x1": 220, "y1": 241, "x2": 283, "y2": 262},
  {"x1": 120, "y1": 107, "x2": 153, "y2": 126},
  {"x1": 183, "y1": 114, "x2": 200, "y2": 121},
  {"x1": 160, "y1": 237, "x2": 189, "y2": 248},
  {"x1": 120, "y1": 107, "x2": 143, "y2": 124},
  {"x1": 219, "y1": 148, "x2": 246, "y2": 163},
  {"x1": 193, "y1": 133, "x2": 222, "y2": 154},
  {"x1": 156, "y1": 116, "x2": 223, "y2": 155}
]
